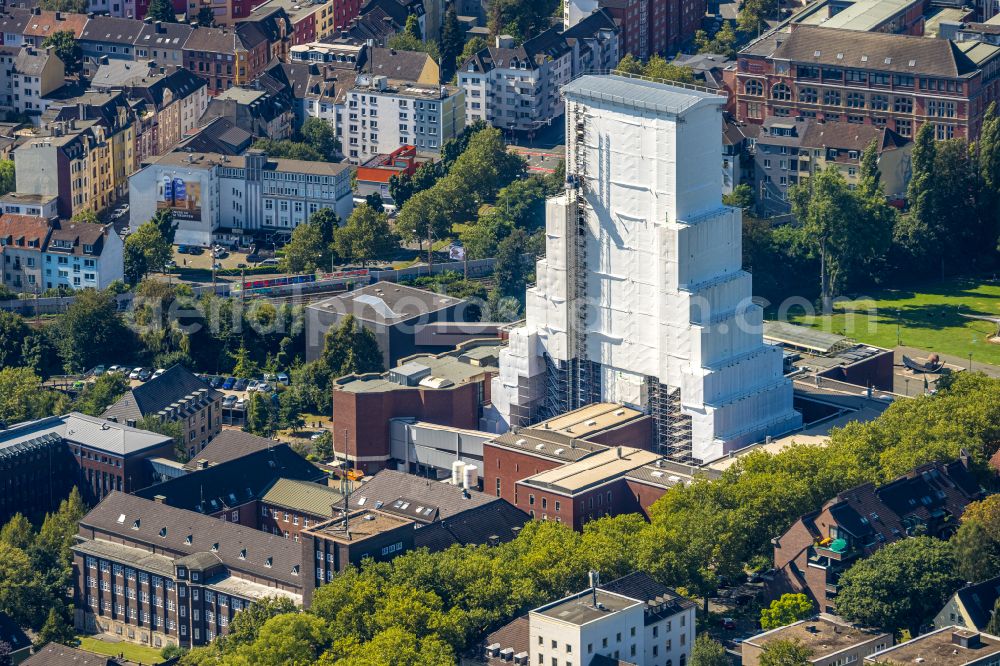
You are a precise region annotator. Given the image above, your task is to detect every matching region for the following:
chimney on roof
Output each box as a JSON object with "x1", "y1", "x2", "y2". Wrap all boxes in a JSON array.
[
  {"x1": 54, "y1": 10, "x2": 61, "y2": 20},
  {"x1": 155, "y1": 20, "x2": 164, "y2": 33}
]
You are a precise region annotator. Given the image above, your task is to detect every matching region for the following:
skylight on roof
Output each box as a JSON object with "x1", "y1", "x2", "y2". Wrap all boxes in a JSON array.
[
  {"x1": 117, "y1": 513, "x2": 126, "y2": 523},
  {"x1": 908, "y1": 60, "x2": 916, "y2": 66},
  {"x1": 884, "y1": 57, "x2": 892, "y2": 64},
  {"x1": 861, "y1": 55, "x2": 868, "y2": 62},
  {"x1": 813, "y1": 50, "x2": 821, "y2": 57}
]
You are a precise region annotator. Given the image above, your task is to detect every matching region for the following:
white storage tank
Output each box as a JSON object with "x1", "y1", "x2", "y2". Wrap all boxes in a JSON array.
[
  {"x1": 451, "y1": 460, "x2": 466, "y2": 486},
  {"x1": 462, "y1": 464, "x2": 478, "y2": 490}
]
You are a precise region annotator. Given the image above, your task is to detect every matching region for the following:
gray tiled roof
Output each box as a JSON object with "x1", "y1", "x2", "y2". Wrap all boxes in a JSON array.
[
  {"x1": 350, "y1": 469, "x2": 498, "y2": 520},
  {"x1": 102, "y1": 364, "x2": 222, "y2": 423},
  {"x1": 182, "y1": 429, "x2": 284, "y2": 470},
  {"x1": 80, "y1": 491, "x2": 304, "y2": 586},
  {"x1": 0, "y1": 412, "x2": 172, "y2": 457}
]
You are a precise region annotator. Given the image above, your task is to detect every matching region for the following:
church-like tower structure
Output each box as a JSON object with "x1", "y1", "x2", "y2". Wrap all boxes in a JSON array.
[{"x1": 490, "y1": 74, "x2": 801, "y2": 462}]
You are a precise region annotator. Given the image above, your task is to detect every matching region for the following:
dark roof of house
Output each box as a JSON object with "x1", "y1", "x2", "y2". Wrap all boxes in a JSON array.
[
  {"x1": 183, "y1": 24, "x2": 266, "y2": 53},
  {"x1": 0, "y1": 610, "x2": 30, "y2": 654},
  {"x1": 800, "y1": 120, "x2": 881, "y2": 152},
  {"x1": 484, "y1": 615, "x2": 529, "y2": 666},
  {"x1": 562, "y1": 7, "x2": 617, "y2": 40},
  {"x1": 102, "y1": 364, "x2": 221, "y2": 423},
  {"x1": 80, "y1": 16, "x2": 144, "y2": 44},
  {"x1": 600, "y1": 571, "x2": 697, "y2": 621},
  {"x1": 235, "y1": 6, "x2": 290, "y2": 44},
  {"x1": 310, "y1": 282, "x2": 462, "y2": 324},
  {"x1": 800, "y1": 459, "x2": 982, "y2": 555},
  {"x1": 178, "y1": 116, "x2": 253, "y2": 155},
  {"x1": 124, "y1": 67, "x2": 206, "y2": 109},
  {"x1": 14, "y1": 47, "x2": 54, "y2": 76},
  {"x1": 182, "y1": 429, "x2": 283, "y2": 470},
  {"x1": 45, "y1": 221, "x2": 110, "y2": 257},
  {"x1": 351, "y1": 469, "x2": 500, "y2": 519},
  {"x1": 368, "y1": 47, "x2": 433, "y2": 81},
  {"x1": 136, "y1": 443, "x2": 326, "y2": 513},
  {"x1": 79, "y1": 491, "x2": 303, "y2": 586},
  {"x1": 24, "y1": 644, "x2": 128, "y2": 666},
  {"x1": 134, "y1": 21, "x2": 193, "y2": 50},
  {"x1": 412, "y1": 501, "x2": 529, "y2": 551},
  {"x1": 954, "y1": 576, "x2": 1000, "y2": 630},
  {"x1": 0, "y1": 9, "x2": 30, "y2": 36},
  {"x1": 771, "y1": 25, "x2": 989, "y2": 77},
  {"x1": 463, "y1": 27, "x2": 571, "y2": 73},
  {"x1": 360, "y1": 0, "x2": 421, "y2": 24}
]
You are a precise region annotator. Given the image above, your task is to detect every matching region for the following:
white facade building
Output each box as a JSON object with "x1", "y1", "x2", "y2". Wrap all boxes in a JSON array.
[
  {"x1": 565, "y1": 0, "x2": 601, "y2": 29},
  {"x1": 523, "y1": 573, "x2": 696, "y2": 666},
  {"x1": 129, "y1": 150, "x2": 353, "y2": 247},
  {"x1": 344, "y1": 75, "x2": 464, "y2": 164},
  {"x1": 491, "y1": 74, "x2": 801, "y2": 463}
]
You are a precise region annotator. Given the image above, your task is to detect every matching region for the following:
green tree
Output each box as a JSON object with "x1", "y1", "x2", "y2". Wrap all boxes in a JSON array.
[
  {"x1": 691, "y1": 633, "x2": 729, "y2": 666},
  {"x1": 38, "y1": 0, "x2": 86, "y2": 12},
  {"x1": 253, "y1": 138, "x2": 324, "y2": 162},
  {"x1": 0, "y1": 514, "x2": 33, "y2": 551},
  {"x1": 0, "y1": 160, "x2": 14, "y2": 197},
  {"x1": 493, "y1": 228, "x2": 530, "y2": 298},
  {"x1": 694, "y1": 21, "x2": 739, "y2": 58},
  {"x1": 952, "y1": 495, "x2": 1000, "y2": 583},
  {"x1": 836, "y1": 537, "x2": 961, "y2": 634},
  {"x1": 0, "y1": 311, "x2": 29, "y2": 368},
  {"x1": 56, "y1": 289, "x2": 133, "y2": 373},
  {"x1": 245, "y1": 391, "x2": 276, "y2": 436},
  {"x1": 977, "y1": 102, "x2": 1000, "y2": 249},
  {"x1": 987, "y1": 598, "x2": 1000, "y2": 636},
  {"x1": 759, "y1": 639, "x2": 813, "y2": 666},
  {"x1": 71, "y1": 209, "x2": 99, "y2": 225},
  {"x1": 738, "y1": 0, "x2": 779, "y2": 37},
  {"x1": 723, "y1": 183, "x2": 754, "y2": 211},
  {"x1": 136, "y1": 415, "x2": 186, "y2": 460},
  {"x1": 760, "y1": 593, "x2": 815, "y2": 630},
  {"x1": 73, "y1": 372, "x2": 129, "y2": 416},
  {"x1": 334, "y1": 204, "x2": 398, "y2": 265},
  {"x1": 232, "y1": 342, "x2": 261, "y2": 379},
  {"x1": 458, "y1": 35, "x2": 487, "y2": 69},
  {"x1": 616, "y1": 54, "x2": 695, "y2": 84},
  {"x1": 386, "y1": 32, "x2": 441, "y2": 62},
  {"x1": 220, "y1": 597, "x2": 299, "y2": 650},
  {"x1": 300, "y1": 118, "x2": 339, "y2": 159},
  {"x1": 0, "y1": 367, "x2": 58, "y2": 424},
  {"x1": 151, "y1": 208, "x2": 178, "y2": 245},
  {"x1": 0, "y1": 542, "x2": 47, "y2": 628},
  {"x1": 283, "y1": 221, "x2": 328, "y2": 274},
  {"x1": 123, "y1": 238, "x2": 148, "y2": 286},
  {"x1": 320, "y1": 315, "x2": 383, "y2": 378},
  {"x1": 35, "y1": 607, "x2": 77, "y2": 647},
  {"x1": 196, "y1": 6, "x2": 214, "y2": 26},
  {"x1": 125, "y1": 220, "x2": 172, "y2": 279},
  {"x1": 328, "y1": 627, "x2": 455, "y2": 666},
  {"x1": 404, "y1": 13, "x2": 421, "y2": 40},
  {"x1": 42, "y1": 31, "x2": 81, "y2": 74},
  {"x1": 440, "y1": 4, "x2": 463, "y2": 81},
  {"x1": 488, "y1": 0, "x2": 559, "y2": 42},
  {"x1": 146, "y1": 0, "x2": 177, "y2": 22}
]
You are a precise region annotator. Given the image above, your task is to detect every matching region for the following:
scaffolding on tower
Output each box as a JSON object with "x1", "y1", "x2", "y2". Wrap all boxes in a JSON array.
[{"x1": 646, "y1": 376, "x2": 693, "y2": 462}]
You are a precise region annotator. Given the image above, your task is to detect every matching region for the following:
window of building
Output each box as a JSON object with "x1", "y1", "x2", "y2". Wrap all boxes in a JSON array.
[
  {"x1": 771, "y1": 82, "x2": 791, "y2": 100},
  {"x1": 846, "y1": 92, "x2": 865, "y2": 108},
  {"x1": 744, "y1": 80, "x2": 763, "y2": 96},
  {"x1": 894, "y1": 97, "x2": 913, "y2": 113},
  {"x1": 823, "y1": 90, "x2": 841, "y2": 106},
  {"x1": 798, "y1": 87, "x2": 817, "y2": 103}
]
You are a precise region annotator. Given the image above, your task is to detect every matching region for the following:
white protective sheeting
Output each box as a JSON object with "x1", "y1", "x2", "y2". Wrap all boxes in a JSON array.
[{"x1": 495, "y1": 75, "x2": 801, "y2": 460}]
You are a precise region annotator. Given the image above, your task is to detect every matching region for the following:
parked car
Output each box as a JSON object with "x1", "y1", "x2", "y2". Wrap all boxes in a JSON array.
[
  {"x1": 189, "y1": 246, "x2": 204, "y2": 255},
  {"x1": 260, "y1": 258, "x2": 280, "y2": 266},
  {"x1": 310, "y1": 432, "x2": 325, "y2": 440},
  {"x1": 247, "y1": 380, "x2": 259, "y2": 392},
  {"x1": 138, "y1": 368, "x2": 153, "y2": 381},
  {"x1": 177, "y1": 245, "x2": 189, "y2": 254},
  {"x1": 235, "y1": 399, "x2": 246, "y2": 410},
  {"x1": 129, "y1": 367, "x2": 143, "y2": 380},
  {"x1": 222, "y1": 377, "x2": 236, "y2": 390},
  {"x1": 246, "y1": 254, "x2": 260, "y2": 263},
  {"x1": 208, "y1": 376, "x2": 224, "y2": 388},
  {"x1": 91, "y1": 365, "x2": 106, "y2": 376},
  {"x1": 213, "y1": 249, "x2": 228, "y2": 259},
  {"x1": 277, "y1": 372, "x2": 290, "y2": 386},
  {"x1": 264, "y1": 373, "x2": 277, "y2": 383},
  {"x1": 234, "y1": 378, "x2": 249, "y2": 391},
  {"x1": 223, "y1": 395, "x2": 238, "y2": 407},
  {"x1": 257, "y1": 382, "x2": 272, "y2": 393},
  {"x1": 152, "y1": 368, "x2": 166, "y2": 379},
  {"x1": 720, "y1": 618, "x2": 737, "y2": 630},
  {"x1": 107, "y1": 365, "x2": 122, "y2": 374}
]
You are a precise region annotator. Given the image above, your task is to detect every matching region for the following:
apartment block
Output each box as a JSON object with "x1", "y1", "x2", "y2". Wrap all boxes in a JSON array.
[
  {"x1": 743, "y1": 615, "x2": 891, "y2": 666},
  {"x1": 567, "y1": 0, "x2": 704, "y2": 59},
  {"x1": 128, "y1": 149, "x2": 353, "y2": 247},
  {"x1": 0, "y1": 214, "x2": 124, "y2": 292},
  {"x1": 182, "y1": 24, "x2": 270, "y2": 96},
  {"x1": 459, "y1": 30, "x2": 573, "y2": 133},
  {"x1": 102, "y1": 365, "x2": 223, "y2": 460},
  {"x1": 248, "y1": 0, "x2": 358, "y2": 45},
  {"x1": 866, "y1": 628, "x2": 1000, "y2": 665},
  {"x1": 343, "y1": 74, "x2": 464, "y2": 163},
  {"x1": 12, "y1": 45, "x2": 64, "y2": 118},
  {"x1": 734, "y1": 25, "x2": 1000, "y2": 140}
]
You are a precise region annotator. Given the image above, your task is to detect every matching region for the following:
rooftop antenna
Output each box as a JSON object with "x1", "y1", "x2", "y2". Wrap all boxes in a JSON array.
[{"x1": 589, "y1": 570, "x2": 600, "y2": 607}]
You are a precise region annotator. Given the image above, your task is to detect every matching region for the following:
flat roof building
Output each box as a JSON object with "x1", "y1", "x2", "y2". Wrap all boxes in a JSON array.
[
  {"x1": 866, "y1": 628, "x2": 1000, "y2": 665},
  {"x1": 743, "y1": 615, "x2": 891, "y2": 666}
]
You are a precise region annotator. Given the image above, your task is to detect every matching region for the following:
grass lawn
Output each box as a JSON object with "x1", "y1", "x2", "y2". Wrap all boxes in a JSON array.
[
  {"x1": 76, "y1": 635, "x2": 163, "y2": 664},
  {"x1": 786, "y1": 277, "x2": 1000, "y2": 366}
]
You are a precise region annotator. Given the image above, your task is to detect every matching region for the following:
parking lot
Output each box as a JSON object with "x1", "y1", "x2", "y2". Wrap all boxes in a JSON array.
[{"x1": 97, "y1": 366, "x2": 291, "y2": 412}]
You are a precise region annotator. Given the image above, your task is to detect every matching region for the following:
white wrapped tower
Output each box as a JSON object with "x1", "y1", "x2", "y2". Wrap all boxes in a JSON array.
[{"x1": 492, "y1": 74, "x2": 801, "y2": 463}]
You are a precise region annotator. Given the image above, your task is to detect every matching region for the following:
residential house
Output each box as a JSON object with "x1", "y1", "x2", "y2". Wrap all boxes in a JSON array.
[
  {"x1": 25, "y1": 643, "x2": 133, "y2": 666},
  {"x1": 354, "y1": 143, "x2": 417, "y2": 205},
  {"x1": 734, "y1": 25, "x2": 1000, "y2": 140},
  {"x1": 742, "y1": 615, "x2": 891, "y2": 666},
  {"x1": 0, "y1": 44, "x2": 20, "y2": 111},
  {"x1": 128, "y1": 149, "x2": 353, "y2": 246},
  {"x1": 43, "y1": 219, "x2": 124, "y2": 291},
  {"x1": 133, "y1": 21, "x2": 194, "y2": 70},
  {"x1": 257, "y1": 60, "x2": 343, "y2": 130},
  {"x1": 176, "y1": 116, "x2": 252, "y2": 154},
  {"x1": 343, "y1": 75, "x2": 463, "y2": 162},
  {"x1": 79, "y1": 16, "x2": 145, "y2": 75},
  {"x1": 21, "y1": 10, "x2": 88, "y2": 47},
  {"x1": 562, "y1": 8, "x2": 621, "y2": 80},
  {"x1": 247, "y1": 0, "x2": 356, "y2": 46},
  {"x1": 459, "y1": 30, "x2": 572, "y2": 134},
  {"x1": 936, "y1": 576, "x2": 1000, "y2": 632},
  {"x1": 197, "y1": 86, "x2": 295, "y2": 140},
  {"x1": 0, "y1": 412, "x2": 174, "y2": 520},
  {"x1": 182, "y1": 24, "x2": 270, "y2": 96},
  {"x1": 0, "y1": 213, "x2": 49, "y2": 292},
  {"x1": 0, "y1": 192, "x2": 59, "y2": 218},
  {"x1": 0, "y1": 9, "x2": 30, "y2": 47},
  {"x1": 773, "y1": 457, "x2": 983, "y2": 614},
  {"x1": 347, "y1": 0, "x2": 423, "y2": 46},
  {"x1": 12, "y1": 45, "x2": 64, "y2": 118},
  {"x1": 102, "y1": 365, "x2": 223, "y2": 459}
]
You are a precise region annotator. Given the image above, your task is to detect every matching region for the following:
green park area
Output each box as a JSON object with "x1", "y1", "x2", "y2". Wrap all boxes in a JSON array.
[
  {"x1": 76, "y1": 635, "x2": 164, "y2": 664},
  {"x1": 787, "y1": 278, "x2": 1000, "y2": 366}
]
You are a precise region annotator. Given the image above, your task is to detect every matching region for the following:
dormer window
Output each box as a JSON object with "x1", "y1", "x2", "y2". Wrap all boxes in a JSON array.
[
  {"x1": 264, "y1": 557, "x2": 272, "y2": 568},
  {"x1": 185, "y1": 535, "x2": 192, "y2": 544},
  {"x1": 211, "y1": 543, "x2": 219, "y2": 552},
  {"x1": 159, "y1": 527, "x2": 167, "y2": 537},
  {"x1": 291, "y1": 565, "x2": 299, "y2": 576},
  {"x1": 131, "y1": 519, "x2": 140, "y2": 530},
  {"x1": 239, "y1": 549, "x2": 246, "y2": 560},
  {"x1": 83, "y1": 243, "x2": 94, "y2": 253}
]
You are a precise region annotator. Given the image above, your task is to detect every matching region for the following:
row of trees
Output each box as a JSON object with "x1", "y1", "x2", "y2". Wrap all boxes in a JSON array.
[
  {"x1": 756, "y1": 108, "x2": 1000, "y2": 308},
  {"x1": 158, "y1": 372, "x2": 1000, "y2": 666},
  {"x1": 254, "y1": 118, "x2": 340, "y2": 163},
  {"x1": 0, "y1": 489, "x2": 86, "y2": 645},
  {"x1": 282, "y1": 204, "x2": 397, "y2": 274}
]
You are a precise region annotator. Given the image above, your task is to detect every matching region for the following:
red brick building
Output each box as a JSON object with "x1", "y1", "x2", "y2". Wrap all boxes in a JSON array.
[
  {"x1": 182, "y1": 24, "x2": 270, "y2": 95},
  {"x1": 599, "y1": 0, "x2": 704, "y2": 59},
  {"x1": 734, "y1": 25, "x2": 1000, "y2": 140},
  {"x1": 330, "y1": 342, "x2": 500, "y2": 474}
]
